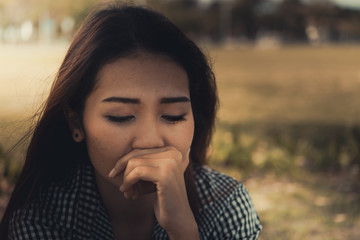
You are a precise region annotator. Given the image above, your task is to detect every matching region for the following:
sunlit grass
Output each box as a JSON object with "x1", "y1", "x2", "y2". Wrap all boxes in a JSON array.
[{"x1": 208, "y1": 45, "x2": 360, "y2": 125}]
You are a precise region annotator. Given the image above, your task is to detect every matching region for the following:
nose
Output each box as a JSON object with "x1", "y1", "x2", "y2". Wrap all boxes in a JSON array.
[{"x1": 131, "y1": 115, "x2": 165, "y2": 149}]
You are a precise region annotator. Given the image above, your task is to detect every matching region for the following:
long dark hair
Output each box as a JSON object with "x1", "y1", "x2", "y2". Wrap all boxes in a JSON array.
[{"x1": 0, "y1": 3, "x2": 218, "y2": 237}]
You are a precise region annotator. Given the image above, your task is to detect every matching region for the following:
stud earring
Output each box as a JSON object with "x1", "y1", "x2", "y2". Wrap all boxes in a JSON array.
[{"x1": 73, "y1": 130, "x2": 83, "y2": 142}]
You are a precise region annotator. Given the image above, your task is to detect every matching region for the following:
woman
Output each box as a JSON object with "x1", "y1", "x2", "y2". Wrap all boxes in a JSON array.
[{"x1": 0, "y1": 3, "x2": 262, "y2": 239}]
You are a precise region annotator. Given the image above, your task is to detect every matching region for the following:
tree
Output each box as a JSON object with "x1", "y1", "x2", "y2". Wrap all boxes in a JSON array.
[
  {"x1": 275, "y1": 0, "x2": 308, "y2": 42},
  {"x1": 231, "y1": 0, "x2": 264, "y2": 40}
]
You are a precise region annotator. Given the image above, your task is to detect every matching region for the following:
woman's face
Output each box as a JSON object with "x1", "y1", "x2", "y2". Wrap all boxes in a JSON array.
[{"x1": 81, "y1": 53, "x2": 194, "y2": 187}]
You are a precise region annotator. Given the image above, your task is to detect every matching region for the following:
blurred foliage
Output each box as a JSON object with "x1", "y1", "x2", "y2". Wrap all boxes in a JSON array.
[
  {"x1": 210, "y1": 122, "x2": 360, "y2": 179},
  {"x1": 0, "y1": 118, "x2": 28, "y2": 184}
]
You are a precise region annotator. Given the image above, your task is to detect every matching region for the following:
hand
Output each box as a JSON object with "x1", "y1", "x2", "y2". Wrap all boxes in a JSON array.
[{"x1": 108, "y1": 147, "x2": 199, "y2": 239}]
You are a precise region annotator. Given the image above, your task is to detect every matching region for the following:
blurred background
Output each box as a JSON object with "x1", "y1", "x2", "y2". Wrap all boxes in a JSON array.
[{"x1": 0, "y1": 0, "x2": 360, "y2": 239}]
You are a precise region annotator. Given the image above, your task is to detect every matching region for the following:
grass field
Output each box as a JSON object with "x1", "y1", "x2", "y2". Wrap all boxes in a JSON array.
[
  {"x1": 209, "y1": 45, "x2": 360, "y2": 124},
  {"x1": 1, "y1": 43, "x2": 360, "y2": 239}
]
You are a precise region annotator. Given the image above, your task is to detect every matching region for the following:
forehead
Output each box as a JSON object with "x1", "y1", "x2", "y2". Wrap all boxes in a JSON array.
[{"x1": 93, "y1": 53, "x2": 189, "y2": 97}]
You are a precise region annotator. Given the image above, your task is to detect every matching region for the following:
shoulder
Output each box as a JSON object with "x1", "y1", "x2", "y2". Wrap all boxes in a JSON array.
[
  {"x1": 194, "y1": 165, "x2": 240, "y2": 205},
  {"x1": 193, "y1": 165, "x2": 262, "y2": 239},
  {"x1": 8, "y1": 163, "x2": 100, "y2": 239}
]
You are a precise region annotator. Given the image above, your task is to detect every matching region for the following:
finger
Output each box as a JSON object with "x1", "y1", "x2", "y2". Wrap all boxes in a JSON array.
[
  {"x1": 124, "y1": 184, "x2": 139, "y2": 199},
  {"x1": 131, "y1": 147, "x2": 182, "y2": 162},
  {"x1": 122, "y1": 148, "x2": 186, "y2": 180},
  {"x1": 120, "y1": 166, "x2": 159, "y2": 192},
  {"x1": 123, "y1": 157, "x2": 164, "y2": 180},
  {"x1": 131, "y1": 183, "x2": 146, "y2": 200},
  {"x1": 108, "y1": 159, "x2": 128, "y2": 178},
  {"x1": 124, "y1": 189, "x2": 131, "y2": 199},
  {"x1": 109, "y1": 147, "x2": 169, "y2": 178},
  {"x1": 128, "y1": 147, "x2": 169, "y2": 159},
  {"x1": 129, "y1": 147, "x2": 183, "y2": 166}
]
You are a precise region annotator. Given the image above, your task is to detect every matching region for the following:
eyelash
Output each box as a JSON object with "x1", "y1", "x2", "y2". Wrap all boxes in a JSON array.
[
  {"x1": 162, "y1": 114, "x2": 186, "y2": 123},
  {"x1": 105, "y1": 115, "x2": 134, "y2": 123},
  {"x1": 105, "y1": 114, "x2": 186, "y2": 124}
]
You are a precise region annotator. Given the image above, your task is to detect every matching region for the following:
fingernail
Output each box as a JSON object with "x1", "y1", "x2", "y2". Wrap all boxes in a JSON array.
[
  {"x1": 108, "y1": 168, "x2": 116, "y2": 178},
  {"x1": 119, "y1": 184, "x2": 124, "y2": 192}
]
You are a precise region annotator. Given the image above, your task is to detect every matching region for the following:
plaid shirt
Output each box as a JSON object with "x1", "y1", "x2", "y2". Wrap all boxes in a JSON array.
[{"x1": 9, "y1": 163, "x2": 262, "y2": 239}]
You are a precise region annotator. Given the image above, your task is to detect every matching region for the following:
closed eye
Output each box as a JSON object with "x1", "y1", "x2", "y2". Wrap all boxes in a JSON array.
[
  {"x1": 105, "y1": 115, "x2": 134, "y2": 123},
  {"x1": 162, "y1": 114, "x2": 186, "y2": 123}
]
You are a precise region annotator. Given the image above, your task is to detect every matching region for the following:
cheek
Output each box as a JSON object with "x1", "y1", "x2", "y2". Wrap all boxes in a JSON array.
[
  {"x1": 185, "y1": 121, "x2": 195, "y2": 147},
  {"x1": 83, "y1": 117, "x2": 128, "y2": 175},
  {"x1": 180, "y1": 121, "x2": 195, "y2": 160},
  {"x1": 168, "y1": 120, "x2": 195, "y2": 152},
  {"x1": 86, "y1": 129, "x2": 114, "y2": 170}
]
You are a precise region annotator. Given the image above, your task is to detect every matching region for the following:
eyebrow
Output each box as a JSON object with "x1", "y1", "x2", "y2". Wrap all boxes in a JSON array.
[
  {"x1": 160, "y1": 96, "x2": 190, "y2": 104},
  {"x1": 102, "y1": 96, "x2": 190, "y2": 104},
  {"x1": 102, "y1": 97, "x2": 140, "y2": 104}
]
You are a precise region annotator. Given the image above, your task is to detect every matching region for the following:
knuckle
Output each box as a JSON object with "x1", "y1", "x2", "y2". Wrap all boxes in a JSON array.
[
  {"x1": 170, "y1": 149, "x2": 181, "y2": 160},
  {"x1": 127, "y1": 159, "x2": 135, "y2": 168},
  {"x1": 176, "y1": 151, "x2": 183, "y2": 161},
  {"x1": 133, "y1": 166, "x2": 142, "y2": 176},
  {"x1": 165, "y1": 158, "x2": 177, "y2": 169},
  {"x1": 167, "y1": 147, "x2": 182, "y2": 160},
  {"x1": 128, "y1": 157, "x2": 143, "y2": 167},
  {"x1": 125, "y1": 161, "x2": 135, "y2": 172},
  {"x1": 159, "y1": 167, "x2": 171, "y2": 179},
  {"x1": 133, "y1": 166, "x2": 148, "y2": 177}
]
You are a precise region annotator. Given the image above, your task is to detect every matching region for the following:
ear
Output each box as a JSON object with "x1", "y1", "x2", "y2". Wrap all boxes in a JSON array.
[{"x1": 64, "y1": 108, "x2": 85, "y2": 143}]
